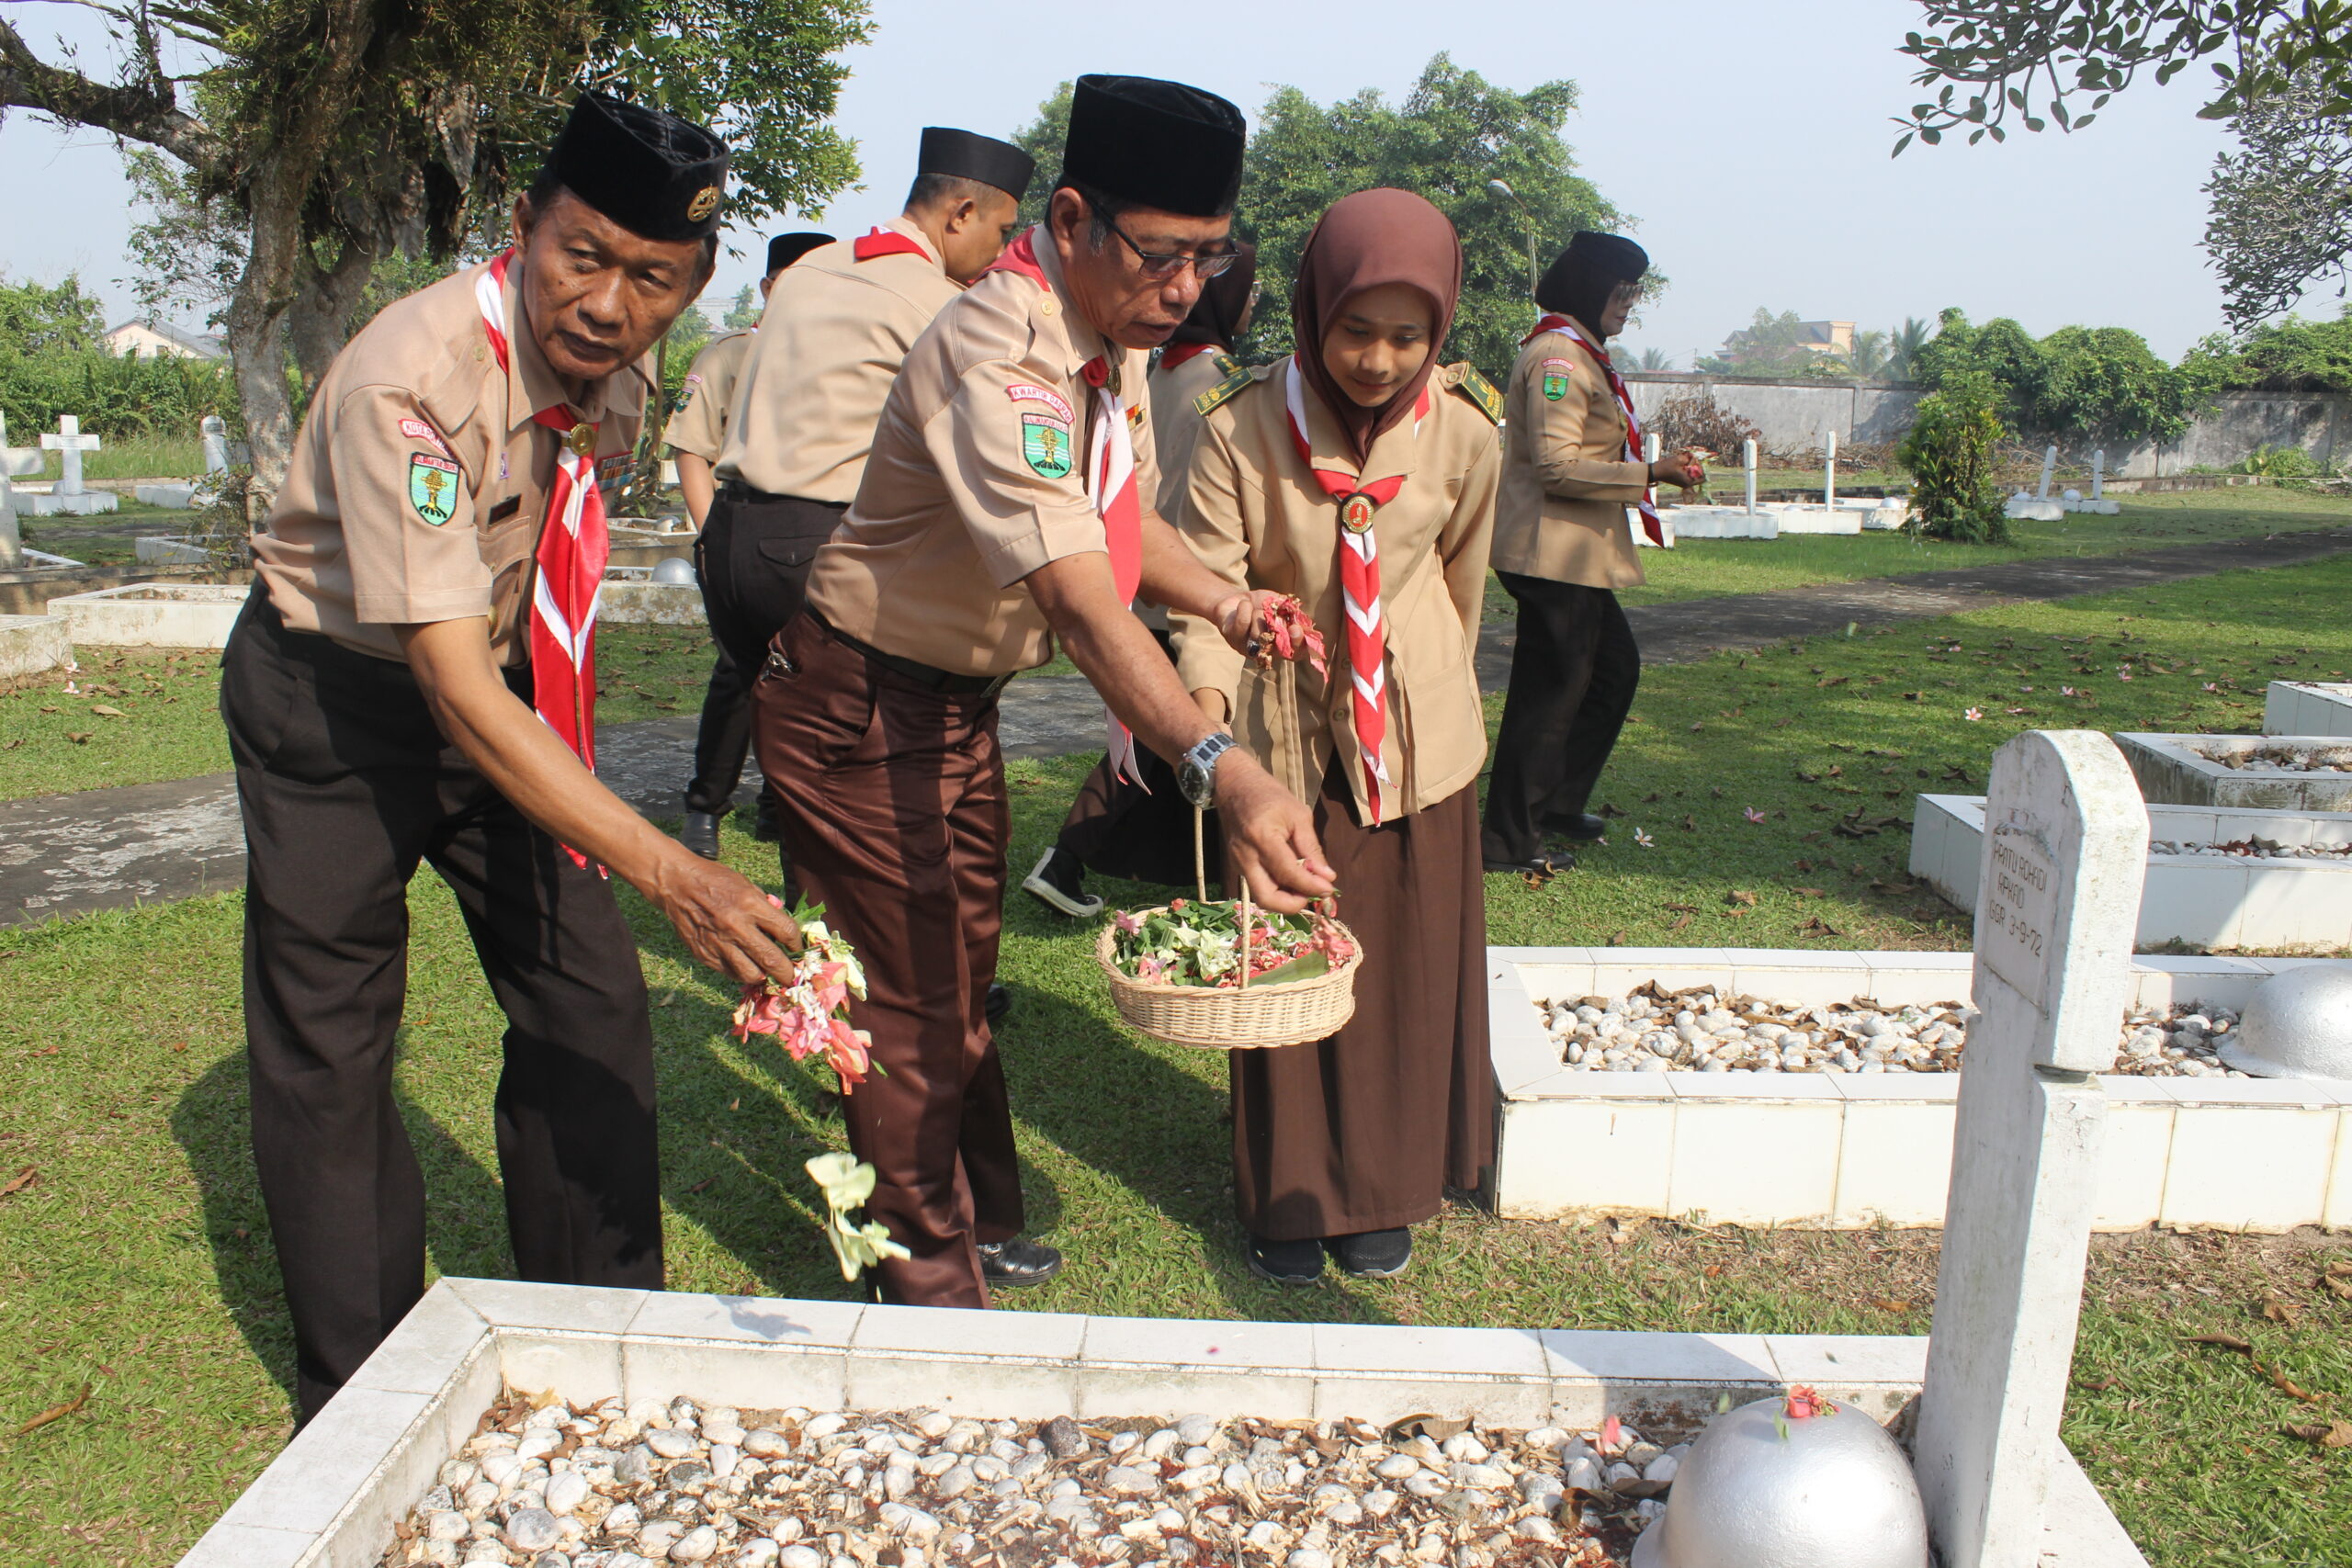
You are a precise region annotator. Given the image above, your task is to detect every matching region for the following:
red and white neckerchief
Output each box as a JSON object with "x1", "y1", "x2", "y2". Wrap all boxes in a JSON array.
[
  {"x1": 1283, "y1": 355, "x2": 1430, "y2": 826},
  {"x1": 474, "y1": 248, "x2": 611, "y2": 870},
  {"x1": 1158, "y1": 340, "x2": 1218, "y2": 372},
  {"x1": 983, "y1": 233, "x2": 1149, "y2": 781},
  {"x1": 853, "y1": 225, "x2": 929, "y2": 263},
  {"x1": 1527, "y1": 312, "x2": 1667, "y2": 547}
]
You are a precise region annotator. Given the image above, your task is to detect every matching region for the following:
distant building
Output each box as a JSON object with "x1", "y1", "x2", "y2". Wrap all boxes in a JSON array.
[
  {"x1": 105, "y1": 319, "x2": 227, "y2": 362},
  {"x1": 1793, "y1": 321, "x2": 1855, "y2": 357}
]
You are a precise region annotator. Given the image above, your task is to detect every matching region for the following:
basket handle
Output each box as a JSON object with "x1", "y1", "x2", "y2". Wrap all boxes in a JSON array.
[{"x1": 1193, "y1": 804, "x2": 1208, "y2": 906}]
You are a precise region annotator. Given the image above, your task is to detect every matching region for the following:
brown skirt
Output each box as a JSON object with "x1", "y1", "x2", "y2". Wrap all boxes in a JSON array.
[{"x1": 1228, "y1": 765, "x2": 1493, "y2": 1240}]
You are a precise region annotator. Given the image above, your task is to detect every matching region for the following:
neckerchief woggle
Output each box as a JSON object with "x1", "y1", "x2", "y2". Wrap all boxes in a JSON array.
[
  {"x1": 474, "y1": 249, "x2": 611, "y2": 871},
  {"x1": 1527, "y1": 312, "x2": 1668, "y2": 548},
  {"x1": 1283, "y1": 355, "x2": 1429, "y2": 826},
  {"x1": 983, "y1": 232, "x2": 1149, "y2": 784}
]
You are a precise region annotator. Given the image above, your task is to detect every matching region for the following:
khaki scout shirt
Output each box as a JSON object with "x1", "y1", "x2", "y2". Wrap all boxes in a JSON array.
[
  {"x1": 1170, "y1": 363, "x2": 1500, "y2": 823},
  {"x1": 1488, "y1": 321, "x2": 1650, "y2": 591},
  {"x1": 804, "y1": 229, "x2": 1159, "y2": 677},
  {"x1": 1148, "y1": 348, "x2": 1238, "y2": 518},
  {"x1": 713, "y1": 217, "x2": 963, "y2": 502},
  {"x1": 662, "y1": 328, "x2": 754, "y2": 462},
  {"x1": 254, "y1": 259, "x2": 650, "y2": 664}
]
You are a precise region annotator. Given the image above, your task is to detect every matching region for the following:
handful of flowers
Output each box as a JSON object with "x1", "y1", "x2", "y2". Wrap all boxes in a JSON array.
[
  {"x1": 1108, "y1": 897, "x2": 1357, "y2": 989},
  {"x1": 731, "y1": 897, "x2": 876, "y2": 1091},
  {"x1": 1254, "y1": 593, "x2": 1329, "y2": 677}
]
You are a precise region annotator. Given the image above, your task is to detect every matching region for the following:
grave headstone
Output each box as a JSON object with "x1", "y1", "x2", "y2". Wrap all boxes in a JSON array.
[
  {"x1": 0, "y1": 411, "x2": 39, "y2": 568},
  {"x1": 200, "y1": 414, "x2": 230, "y2": 476},
  {"x1": 28, "y1": 415, "x2": 118, "y2": 516},
  {"x1": 1824, "y1": 429, "x2": 1838, "y2": 511},
  {"x1": 2034, "y1": 444, "x2": 2058, "y2": 502},
  {"x1": 1913, "y1": 729, "x2": 2147, "y2": 1568},
  {"x1": 2089, "y1": 449, "x2": 2104, "y2": 502},
  {"x1": 1742, "y1": 436, "x2": 1758, "y2": 515}
]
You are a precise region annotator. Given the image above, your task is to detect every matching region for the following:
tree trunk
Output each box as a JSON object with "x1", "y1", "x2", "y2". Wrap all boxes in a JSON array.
[
  {"x1": 225, "y1": 170, "x2": 309, "y2": 515},
  {"x1": 288, "y1": 236, "x2": 384, "y2": 400}
]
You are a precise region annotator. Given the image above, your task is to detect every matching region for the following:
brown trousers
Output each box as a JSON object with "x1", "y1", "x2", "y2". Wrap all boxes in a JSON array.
[
  {"x1": 1230, "y1": 767, "x2": 1494, "y2": 1241},
  {"x1": 752, "y1": 613, "x2": 1023, "y2": 1307}
]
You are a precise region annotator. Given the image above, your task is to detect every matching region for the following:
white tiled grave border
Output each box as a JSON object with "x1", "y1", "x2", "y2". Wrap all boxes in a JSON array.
[
  {"x1": 2116, "y1": 731, "x2": 2352, "y2": 812},
  {"x1": 1489, "y1": 947, "x2": 2352, "y2": 1234},
  {"x1": 47, "y1": 581, "x2": 246, "y2": 649},
  {"x1": 175, "y1": 1278, "x2": 2143, "y2": 1568},
  {"x1": 2267, "y1": 682, "x2": 2352, "y2": 739},
  {"x1": 1911, "y1": 793, "x2": 2352, "y2": 951}
]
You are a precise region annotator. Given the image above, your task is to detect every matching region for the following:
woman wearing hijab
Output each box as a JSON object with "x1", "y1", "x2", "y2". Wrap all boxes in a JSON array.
[
  {"x1": 1022, "y1": 244, "x2": 1259, "y2": 915},
  {"x1": 1171, "y1": 190, "x2": 1498, "y2": 1284},
  {"x1": 1480, "y1": 232, "x2": 1702, "y2": 874}
]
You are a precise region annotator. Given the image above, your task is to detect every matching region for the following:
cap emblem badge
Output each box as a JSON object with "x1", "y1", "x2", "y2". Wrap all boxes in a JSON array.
[{"x1": 686, "y1": 186, "x2": 721, "y2": 222}]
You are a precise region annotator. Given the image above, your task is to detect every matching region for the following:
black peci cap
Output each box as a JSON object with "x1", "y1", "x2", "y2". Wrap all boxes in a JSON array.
[
  {"x1": 546, "y1": 92, "x2": 729, "y2": 243},
  {"x1": 1060, "y1": 74, "x2": 1246, "y2": 218},
  {"x1": 917, "y1": 128, "x2": 1037, "y2": 200},
  {"x1": 766, "y1": 232, "x2": 835, "y2": 274}
]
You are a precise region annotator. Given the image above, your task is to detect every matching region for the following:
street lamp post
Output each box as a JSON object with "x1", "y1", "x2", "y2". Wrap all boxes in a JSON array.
[{"x1": 1487, "y1": 178, "x2": 1539, "y2": 299}]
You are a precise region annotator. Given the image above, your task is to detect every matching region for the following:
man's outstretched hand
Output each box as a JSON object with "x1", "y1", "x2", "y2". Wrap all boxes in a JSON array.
[
  {"x1": 1214, "y1": 752, "x2": 1337, "y2": 913},
  {"x1": 649, "y1": 854, "x2": 803, "y2": 985}
]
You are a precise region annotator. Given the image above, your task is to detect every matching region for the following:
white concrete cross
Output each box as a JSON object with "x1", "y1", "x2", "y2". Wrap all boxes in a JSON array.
[
  {"x1": 1825, "y1": 429, "x2": 1838, "y2": 510},
  {"x1": 40, "y1": 415, "x2": 101, "y2": 497},
  {"x1": 2090, "y1": 448, "x2": 2105, "y2": 502},
  {"x1": 200, "y1": 414, "x2": 230, "y2": 476},
  {"x1": 2034, "y1": 443, "x2": 2058, "y2": 502},
  {"x1": 1913, "y1": 729, "x2": 2148, "y2": 1568},
  {"x1": 1742, "y1": 436, "x2": 1758, "y2": 514}
]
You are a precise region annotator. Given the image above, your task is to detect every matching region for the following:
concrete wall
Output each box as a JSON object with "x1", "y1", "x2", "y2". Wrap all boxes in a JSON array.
[{"x1": 1625, "y1": 372, "x2": 2352, "y2": 478}]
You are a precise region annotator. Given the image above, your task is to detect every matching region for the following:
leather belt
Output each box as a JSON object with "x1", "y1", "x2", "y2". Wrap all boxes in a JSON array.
[
  {"x1": 807, "y1": 609, "x2": 1014, "y2": 698},
  {"x1": 719, "y1": 479, "x2": 848, "y2": 510}
]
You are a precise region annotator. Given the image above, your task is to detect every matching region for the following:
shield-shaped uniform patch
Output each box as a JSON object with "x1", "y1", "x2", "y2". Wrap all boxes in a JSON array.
[
  {"x1": 1023, "y1": 412, "x2": 1073, "y2": 479},
  {"x1": 409, "y1": 453, "x2": 459, "y2": 525},
  {"x1": 1540, "y1": 357, "x2": 1574, "y2": 401}
]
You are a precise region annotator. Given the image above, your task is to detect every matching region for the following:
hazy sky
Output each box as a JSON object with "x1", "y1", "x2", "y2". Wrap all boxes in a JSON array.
[{"x1": 0, "y1": 0, "x2": 2247, "y2": 363}]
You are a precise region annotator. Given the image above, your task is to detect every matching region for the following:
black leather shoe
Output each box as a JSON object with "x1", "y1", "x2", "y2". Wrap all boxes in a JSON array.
[
  {"x1": 1328, "y1": 1227, "x2": 1413, "y2": 1279},
  {"x1": 680, "y1": 811, "x2": 721, "y2": 860},
  {"x1": 1543, "y1": 811, "x2": 1610, "y2": 841},
  {"x1": 978, "y1": 1238, "x2": 1062, "y2": 1289},
  {"x1": 1483, "y1": 851, "x2": 1572, "y2": 876},
  {"x1": 753, "y1": 791, "x2": 782, "y2": 843},
  {"x1": 1246, "y1": 1234, "x2": 1326, "y2": 1285},
  {"x1": 985, "y1": 982, "x2": 1012, "y2": 1028}
]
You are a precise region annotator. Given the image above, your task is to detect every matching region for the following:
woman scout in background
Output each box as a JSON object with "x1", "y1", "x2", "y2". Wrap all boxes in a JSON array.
[
  {"x1": 1023, "y1": 244, "x2": 1259, "y2": 916},
  {"x1": 1171, "y1": 189, "x2": 1499, "y2": 1285},
  {"x1": 1480, "y1": 232, "x2": 1703, "y2": 875}
]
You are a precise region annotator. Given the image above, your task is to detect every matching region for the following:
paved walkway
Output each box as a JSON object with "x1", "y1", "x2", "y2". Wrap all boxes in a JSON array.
[{"x1": 7, "y1": 527, "x2": 2348, "y2": 926}]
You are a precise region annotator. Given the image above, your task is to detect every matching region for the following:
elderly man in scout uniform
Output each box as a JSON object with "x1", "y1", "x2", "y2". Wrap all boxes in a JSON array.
[
  {"x1": 754, "y1": 74, "x2": 1339, "y2": 1309},
  {"x1": 227, "y1": 93, "x2": 800, "y2": 1423},
  {"x1": 664, "y1": 231, "x2": 832, "y2": 860},
  {"x1": 1480, "y1": 231, "x2": 1702, "y2": 874}
]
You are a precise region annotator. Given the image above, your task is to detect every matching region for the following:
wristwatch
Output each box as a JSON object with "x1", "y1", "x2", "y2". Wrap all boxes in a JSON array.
[{"x1": 1178, "y1": 731, "x2": 1237, "y2": 809}]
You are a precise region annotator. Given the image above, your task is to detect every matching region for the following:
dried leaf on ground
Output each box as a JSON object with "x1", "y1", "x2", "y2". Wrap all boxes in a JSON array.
[
  {"x1": 88, "y1": 705, "x2": 125, "y2": 717},
  {"x1": 1726, "y1": 889, "x2": 1758, "y2": 907},
  {"x1": 12, "y1": 1383, "x2": 90, "y2": 1436},
  {"x1": 0, "y1": 1166, "x2": 34, "y2": 1198},
  {"x1": 2284, "y1": 1420, "x2": 2352, "y2": 1450},
  {"x1": 2261, "y1": 1295, "x2": 2304, "y2": 1325}
]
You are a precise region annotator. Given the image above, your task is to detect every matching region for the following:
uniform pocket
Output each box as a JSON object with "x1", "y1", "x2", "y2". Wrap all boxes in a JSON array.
[{"x1": 754, "y1": 536, "x2": 827, "y2": 570}]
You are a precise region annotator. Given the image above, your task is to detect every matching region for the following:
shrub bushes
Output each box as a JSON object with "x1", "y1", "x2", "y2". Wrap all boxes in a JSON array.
[
  {"x1": 1898, "y1": 375, "x2": 2012, "y2": 544},
  {"x1": 0, "y1": 348, "x2": 236, "y2": 446}
]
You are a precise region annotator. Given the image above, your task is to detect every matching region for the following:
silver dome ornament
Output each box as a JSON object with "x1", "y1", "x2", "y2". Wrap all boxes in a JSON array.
[
  {"x1": 1630, "y1": 1391, "x2": 1928, "y2": 1568},
  {"x1": 2219, "y1": 964, "x2": 2352, "y2": 1079},
  {"x1": 650, "y1": 556, "x2": 698, "y2": 586}
]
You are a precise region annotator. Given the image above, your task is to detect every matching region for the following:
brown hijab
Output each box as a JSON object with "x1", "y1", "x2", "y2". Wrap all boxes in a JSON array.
[{"x1": 1291, "y1": 188, "x2": 1463, "y2": 465}]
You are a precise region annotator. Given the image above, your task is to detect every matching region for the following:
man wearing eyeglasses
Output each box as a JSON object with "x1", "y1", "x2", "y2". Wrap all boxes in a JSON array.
[{"x1": 752, "y1": 74, "x2": 1336, "y2": 1309}]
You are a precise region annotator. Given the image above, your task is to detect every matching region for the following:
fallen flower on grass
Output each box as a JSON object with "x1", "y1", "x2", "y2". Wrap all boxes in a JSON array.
[
  {"x1": 1964, "y1": 707, "x2": 1983, "y2": 721},
  {"x1": 1743, "y1": 807, "x2": 1767, "y2": 824},
  {"x1": 1633, "y1": 828, "x2": 1655, "y2": 849},
  {"x1": 2117, "y1": 666, "x2": 2134, "y2": 681},
  {"x1": 2062, "y1": 685, "x2": 2080, "y2": 696},
  {"x1": 2204, "y1": 682, "x2": 2221, "y2": 693}
]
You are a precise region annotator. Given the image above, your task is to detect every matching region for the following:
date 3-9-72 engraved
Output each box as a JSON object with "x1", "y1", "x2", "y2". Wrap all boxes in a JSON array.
[{"x1": 1983, "y1": 819, "x2": 2056, "y2": 1005}]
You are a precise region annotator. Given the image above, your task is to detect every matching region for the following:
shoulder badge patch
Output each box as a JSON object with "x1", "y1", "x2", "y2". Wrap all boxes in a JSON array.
[
  {"x1": 1447, "y1": 363, "x2": 1505, "y2": 424},
  {"x1": 1193, "y1": 366, "x2": 1258, "y2": 419},
  {"x1": 1539, "y1": 356, "x2": 1576, "y2": 401},
  {"x1": 409, "y1": 453, "x2": 459, "y2": 526},
  {"x1": 1213, "y1": 351, "x2": 1242, "y2": 378},
  {"x1": 1022, "y1": 412, "x2": 1074, "y2": 479},
  {"x1": 1005, "y1": 382, "x2": 1077, "y2": 423}
]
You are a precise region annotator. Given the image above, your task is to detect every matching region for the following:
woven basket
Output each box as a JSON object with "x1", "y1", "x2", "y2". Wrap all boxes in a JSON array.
[{"x1": 1094, "y1": 806, "x2": 1359, "y2": 1050}]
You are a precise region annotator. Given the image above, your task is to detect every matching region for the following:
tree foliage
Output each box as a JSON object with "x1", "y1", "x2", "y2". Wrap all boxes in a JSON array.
[
  {"x1": 1887, "y1": 315, "x2": 1935, "y2": 379},
  {"x1": 2203, "y1": 68, "x2": 2352, "y2": 329},
  {"x1": 1008, "y1": 56, "x2": 1632, "y2": 382},
  {"x1": 1697, "y1": 309, "x2": 1844, "y2": 378},
  {"x1": 1909, "y1": 308, "x2": 2199, "y2": 446},
  {"x1": 1890, "y1": 0, "x2": 2352, "y2": 151},
  {"x1": 1, "y1": 273, "x2": 236, "y2": 443},
  {"x1": 2185, "y1": 305, "x2": 2352, "y2": 392},
  {"x1": 1899, "y1": 374, "x2": 2013, "y2": 543},
  {"x1": 723, "y1": 283, "x2": 764, "y2": 330},
  {"x1": 0, "y1": 274, "x2": 106, "y2": 355}
]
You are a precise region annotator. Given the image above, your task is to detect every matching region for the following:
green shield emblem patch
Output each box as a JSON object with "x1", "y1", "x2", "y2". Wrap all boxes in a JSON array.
[
  {"x1": 409, "y1": 454, "x2": 459, "y2": 525},
  {"x1": 1022, "y1": 413, "x2": 1073, "y2": 479},
  {"x1": 1542, "y1": 373, "x2": 1569, "y2": 400}
]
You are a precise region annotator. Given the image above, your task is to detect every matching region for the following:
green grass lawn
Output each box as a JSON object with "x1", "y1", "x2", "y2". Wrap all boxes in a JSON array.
[{"x1": 5, "y1": 557, "x2": 2351, "y2": 1563}]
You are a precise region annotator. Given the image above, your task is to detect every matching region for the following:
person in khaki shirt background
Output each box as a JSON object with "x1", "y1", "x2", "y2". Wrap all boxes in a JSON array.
[
  {"x1": 756, "y1": 74, "x2": 1337, "y2": 1310},
  {"x1": 226, "y1": 94, "x2": 801, "y2": 1426},
  {"x1": 1021, "y1": 242, "x2": 1257, "y2": 919},
  {"x1": 662, "y1": 231, "x2": 831, "y2": 860},
  {"x1": 1480, "y1": 231, "x2": 1702, "y2": 874},
  {"x1": 1170, "y1": 189, "x2": 1499, "y2": 1288}
]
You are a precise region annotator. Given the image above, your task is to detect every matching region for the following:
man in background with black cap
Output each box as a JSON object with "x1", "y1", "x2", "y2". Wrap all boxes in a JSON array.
[
  {"x1": 1481, "y1": 231, "x2": 1702, "y2": 875},
  {"x1": 755, "y1": 75, "x2": 1336, "y2": 1310},
  {"x1": 666, "y1": 230, "x2": 831, "y2": 859},
  {"x1": 227, "y1": 92, "x2": 801, "y2": 1422}
]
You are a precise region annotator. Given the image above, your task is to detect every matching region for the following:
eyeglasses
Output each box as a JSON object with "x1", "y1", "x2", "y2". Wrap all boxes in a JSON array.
[{"x1": 1102, "y1": 214, "x2": 1240, "y2": 279}]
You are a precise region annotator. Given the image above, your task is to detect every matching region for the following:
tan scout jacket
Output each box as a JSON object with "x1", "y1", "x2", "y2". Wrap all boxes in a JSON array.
[
  {"x1": 661, "y1": 328, "x2": 754, "y2": 462},
  {"x1": 804, "y1": 231, "x2": 1159, "y2": 677},
  {"x1": 1171, "y1": 363, "x2": 1500, "y2": 824},
  {"x1": 254, "y1": 258, "x2": 650, "y2": 665},
  {"x1": 713, "y1": 217, "x2": 962, "y2": 502},
  {"x1": 1488, "y1": 324, "x2": 1651, "y2": 591}
]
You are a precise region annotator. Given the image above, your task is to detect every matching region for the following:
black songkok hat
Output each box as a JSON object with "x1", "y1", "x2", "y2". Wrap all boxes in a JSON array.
[
  {"x1": 1537, "y1": 231, "x2": 1648, "y2": 313},
  {"x1": 547, "y1": 92, "x2": 729, "y2": 243},
  {"x1": 766, "y1": 232, "x2": 834, "y2": 274},
  {"x1": 1060, "y1": 74, "x2": 1246, "y2": 218},
  {"x1": 918, "y1": 128, "x2": 1037, "y2": 200}
]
